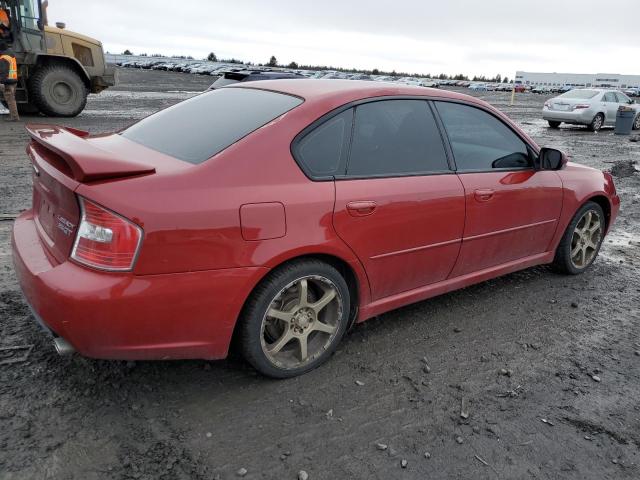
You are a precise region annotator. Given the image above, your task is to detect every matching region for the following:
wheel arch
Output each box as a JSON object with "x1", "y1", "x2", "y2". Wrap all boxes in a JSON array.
[
  {"x1": 228, "y1": 252, "x2": 366, "y2": 355},
  {"x1": 33, "y1": 54, "x2": 91, "y2": 88}
]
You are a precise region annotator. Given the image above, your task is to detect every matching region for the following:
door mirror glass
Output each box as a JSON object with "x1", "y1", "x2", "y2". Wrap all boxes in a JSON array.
[{"x1": 538, "y1": 148, "x2": 566, "y2": 170}]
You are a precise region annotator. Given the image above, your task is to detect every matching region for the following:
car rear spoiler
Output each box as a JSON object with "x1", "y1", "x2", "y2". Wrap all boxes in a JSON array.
[{"x1": 25, "y1": 124, "x2": 156, "y2": 182}]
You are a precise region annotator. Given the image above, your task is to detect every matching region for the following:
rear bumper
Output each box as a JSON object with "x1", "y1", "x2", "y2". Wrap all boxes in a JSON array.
[
  {"x1": 12, "y1": 211, "x2": 266, "y2": 360},
  {"x1": 542, "y1": 108, "x2": 595, "y2": 124}
]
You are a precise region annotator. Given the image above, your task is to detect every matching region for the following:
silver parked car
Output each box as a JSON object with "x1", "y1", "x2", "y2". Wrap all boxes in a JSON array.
[{"x1": 542, "y1": 88, "x2": 640, "y2": 131}]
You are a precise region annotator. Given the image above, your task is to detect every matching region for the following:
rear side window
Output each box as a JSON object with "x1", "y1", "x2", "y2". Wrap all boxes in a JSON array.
[
  {"x1": 294, "y1": 109, "x2": 353, "y2": 177},
  {"x1": 122, "y1": 88, "x2": 302, "y2": 164},
  {"x1": 347, "y1": 100, "x2": 449, "y2": 177},
  {"x1": 435, "y1": 102, "x2": 530, "y2": 171}
]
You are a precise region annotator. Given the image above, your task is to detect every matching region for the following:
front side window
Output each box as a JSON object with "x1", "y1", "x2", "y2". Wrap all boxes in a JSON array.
[
  {"x1": 19, "y1": 0, "x2": 39, "y2": 30},
  {"x1": 615, "y1": 92, "x2": 631, "y2": 104},
  {"x1": 122, "y1": 88, "x2": 302, "y2": 164},
  {"x1": 435, "y1": 101, "x2": 530, "y2": 171},
  {"x1": 346, "y1": 100, "x2": 449, "y2": 177}
]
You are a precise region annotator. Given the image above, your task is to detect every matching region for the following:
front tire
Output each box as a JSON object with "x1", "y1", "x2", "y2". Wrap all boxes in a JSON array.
[
  {"x1": 240, "y1": 260, "x2": 351, "y2": 378},
  {"x1": 548, "y1": 121, "x2": 561, "y2": 129},
  {"x1": 29, "y1": 65, "x2": 88, "y2": 117},
  {"x1": 633, "y1": 114, "x2": 640, "y2": 130},
  {"x1": 588, "y1": 113, "x2": 604, "y2": 132},
  {"x1": 552, "y1": 201, "x2": 605, "y2": 275}
]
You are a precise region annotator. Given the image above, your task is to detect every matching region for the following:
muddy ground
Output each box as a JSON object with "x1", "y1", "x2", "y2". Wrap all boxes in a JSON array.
[{"x1": 0, "y1": 68, "x2": 639, "y2": 480}]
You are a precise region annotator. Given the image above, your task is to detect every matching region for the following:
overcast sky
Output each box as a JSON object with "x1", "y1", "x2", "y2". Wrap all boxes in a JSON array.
[{"x1": 48, "y1": 0, "x2": 637, "y2": 77}]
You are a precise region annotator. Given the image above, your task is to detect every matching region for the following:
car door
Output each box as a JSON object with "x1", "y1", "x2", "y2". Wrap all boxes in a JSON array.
[
  {"x1": 326, "y1": 99, "x2": 465, "y2": 300},
  {"x1": 602, "y1": 92, "x2": 619, "y2": 125},
  {"x1": 433, "y1": 101, "x2": 563, "y2": 277}
]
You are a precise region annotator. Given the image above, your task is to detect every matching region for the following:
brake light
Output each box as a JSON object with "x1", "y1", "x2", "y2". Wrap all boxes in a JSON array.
[
  {"x1": 573, "y1": 104, "x2": 590, "y2": 110},
  {"x1": 71, "y1": 197, "x2": 143, "y2": 271}
]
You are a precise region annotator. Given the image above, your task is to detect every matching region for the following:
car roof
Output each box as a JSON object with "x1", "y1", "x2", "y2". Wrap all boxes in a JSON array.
[
  {"x1": 227, "y1": 79, "x2": 475, "y2": 105},
  {"x1": 223, "y1": 79, "x2": 539, "y2": 153}
]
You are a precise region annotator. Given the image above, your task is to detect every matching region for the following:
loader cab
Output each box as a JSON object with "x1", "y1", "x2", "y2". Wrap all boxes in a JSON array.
[{"x1": 1, "y1": 0, "x2": 46, "y2": 57}]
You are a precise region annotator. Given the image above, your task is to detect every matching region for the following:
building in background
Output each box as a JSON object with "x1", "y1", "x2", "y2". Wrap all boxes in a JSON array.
[{"x1": 515, "y1": 71, "x2": 640, "y2": 89}]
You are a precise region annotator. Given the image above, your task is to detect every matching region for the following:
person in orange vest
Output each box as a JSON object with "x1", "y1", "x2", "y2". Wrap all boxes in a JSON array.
[
  {"x1": 0, "y1": 41, "x2": 19, "y2": 121},
  {"x1": 0, "y1": 8, "x2": 11, "y2": 42}
]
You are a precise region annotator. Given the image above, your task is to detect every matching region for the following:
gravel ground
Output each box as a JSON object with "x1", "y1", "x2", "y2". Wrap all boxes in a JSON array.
[{"x1": 1, "y1": 68, "x2": 639, "y2": 480}]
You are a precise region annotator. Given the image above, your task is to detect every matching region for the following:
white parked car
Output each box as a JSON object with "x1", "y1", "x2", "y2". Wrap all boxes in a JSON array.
[{"x1": 542, "y1": 88, "x2": 640, "y2": 131}]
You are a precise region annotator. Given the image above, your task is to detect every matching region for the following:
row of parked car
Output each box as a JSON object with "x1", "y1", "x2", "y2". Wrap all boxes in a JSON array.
[
  {"x1": 530, "y1": 85, "x2": 640, "y2": 97},
  {"x1": 115, "y1": 59, "x2": 511, "y2": 89},
  {"x1": 115, "y1": 60, "x2": 640, "y2": 99}
]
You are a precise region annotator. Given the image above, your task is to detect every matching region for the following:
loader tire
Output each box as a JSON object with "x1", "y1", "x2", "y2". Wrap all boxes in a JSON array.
[{"x1": 29, "y1": 65, "x2": 88, "y2": 117}]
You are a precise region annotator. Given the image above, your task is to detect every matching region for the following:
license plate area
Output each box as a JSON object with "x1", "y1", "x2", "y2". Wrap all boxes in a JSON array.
[{"x1": 36, "y1": 194, "x2": 57, "y2": 241}]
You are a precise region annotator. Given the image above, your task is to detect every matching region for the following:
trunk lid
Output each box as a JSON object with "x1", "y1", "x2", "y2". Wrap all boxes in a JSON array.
[
  {"x1": 549, "y1": 97, "x2": 587, "y2": 111},
  {"x1": 25, "y1": 124, "x2": 157, "y2": 264}
]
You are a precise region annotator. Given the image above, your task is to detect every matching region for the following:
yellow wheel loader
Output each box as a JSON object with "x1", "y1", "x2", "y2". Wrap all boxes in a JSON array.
[{"x1": 1, "y1": 0, "x2": 115, "y2": 116}]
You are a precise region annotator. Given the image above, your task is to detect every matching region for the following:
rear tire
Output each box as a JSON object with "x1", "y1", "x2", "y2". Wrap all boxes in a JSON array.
[
  {"x1": 587, "y1": 113, "x2": 604, "y2": 132},
  {"x1": 29, "y1": 65, "x2": 88, "y2": 117},
  {"x1": 548, "y1": 121, "x2": 561, "y2": 129},
  {"x1": 552, "y1": 201, "x2": 605, "y2": 275},
  {"x1": 240, "y1": 260, "x2": 351, "y2": 378},
  {"x1": 633, "y1": 114, "x2": 640, "y2": 130}
]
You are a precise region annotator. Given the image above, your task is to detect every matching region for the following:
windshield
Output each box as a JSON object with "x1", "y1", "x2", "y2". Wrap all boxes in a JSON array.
[
  {"x1": 559, "y1": 90, "x2": 599, "y2": 99},
  {"x1": 121, "y1": 88, "x2": 303, "y2": 164}
]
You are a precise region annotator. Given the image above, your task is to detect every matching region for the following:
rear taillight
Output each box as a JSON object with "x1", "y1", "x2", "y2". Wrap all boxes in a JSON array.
[
  {"x1": 544, "y1": 101, "x2": 551, "y2": 108},
  {"x1": 573, "y1": 104, "x2": 590, "y2": 110},
  {"x1": 71, "y1": 197, "x2": 142, "y2": 271}
]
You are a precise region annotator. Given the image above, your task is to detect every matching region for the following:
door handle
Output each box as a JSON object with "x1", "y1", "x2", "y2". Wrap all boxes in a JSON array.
[
  {"x1": 346, "y1": 201, "x2": 377, "y2": 217},
  {"x1": 474, "y1": 189, "x2": 495, "y2": 202}
]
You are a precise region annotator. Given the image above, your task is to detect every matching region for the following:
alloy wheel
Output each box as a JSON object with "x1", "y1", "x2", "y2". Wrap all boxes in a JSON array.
[
  {"x1": 592, "y1": 115, "x2": 603, "y2": 131},
  {"x1": 634, "y1": 114, "x2": 640, "y2": 130},
  {"x1": 570, "y1": 209, "x2": 603, "y2": 269},
  {"x1": 260, "y1": 275, "x2": 343, "y2": 369}
]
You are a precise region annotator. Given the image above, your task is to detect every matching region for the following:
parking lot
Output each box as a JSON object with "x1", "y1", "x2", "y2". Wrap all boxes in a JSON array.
[{"x1": 1, "y1": 67, "x2": 639, "y2": 479}]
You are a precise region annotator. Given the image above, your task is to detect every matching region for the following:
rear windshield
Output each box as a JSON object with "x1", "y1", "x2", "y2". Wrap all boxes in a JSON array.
[
  {"x1": 121, "y1": 88, "x2": 303, "y2": 164},
  {"x1": 558, "y1": 90, "x2": 599, "y2": 99}
]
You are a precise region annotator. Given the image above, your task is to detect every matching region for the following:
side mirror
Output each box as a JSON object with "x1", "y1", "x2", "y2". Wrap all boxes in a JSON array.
[
  {"x1": 629, "y1": 99, "x2": 635, "y2": 104},
  {"x1": 537, "y1": 148, "x2": 567, "y2": 171}
]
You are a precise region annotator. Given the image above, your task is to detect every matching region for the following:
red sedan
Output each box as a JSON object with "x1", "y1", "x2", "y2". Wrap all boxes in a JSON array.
[{"x1": 12, "y1": 80, "x2": 619, "y2": 377}]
